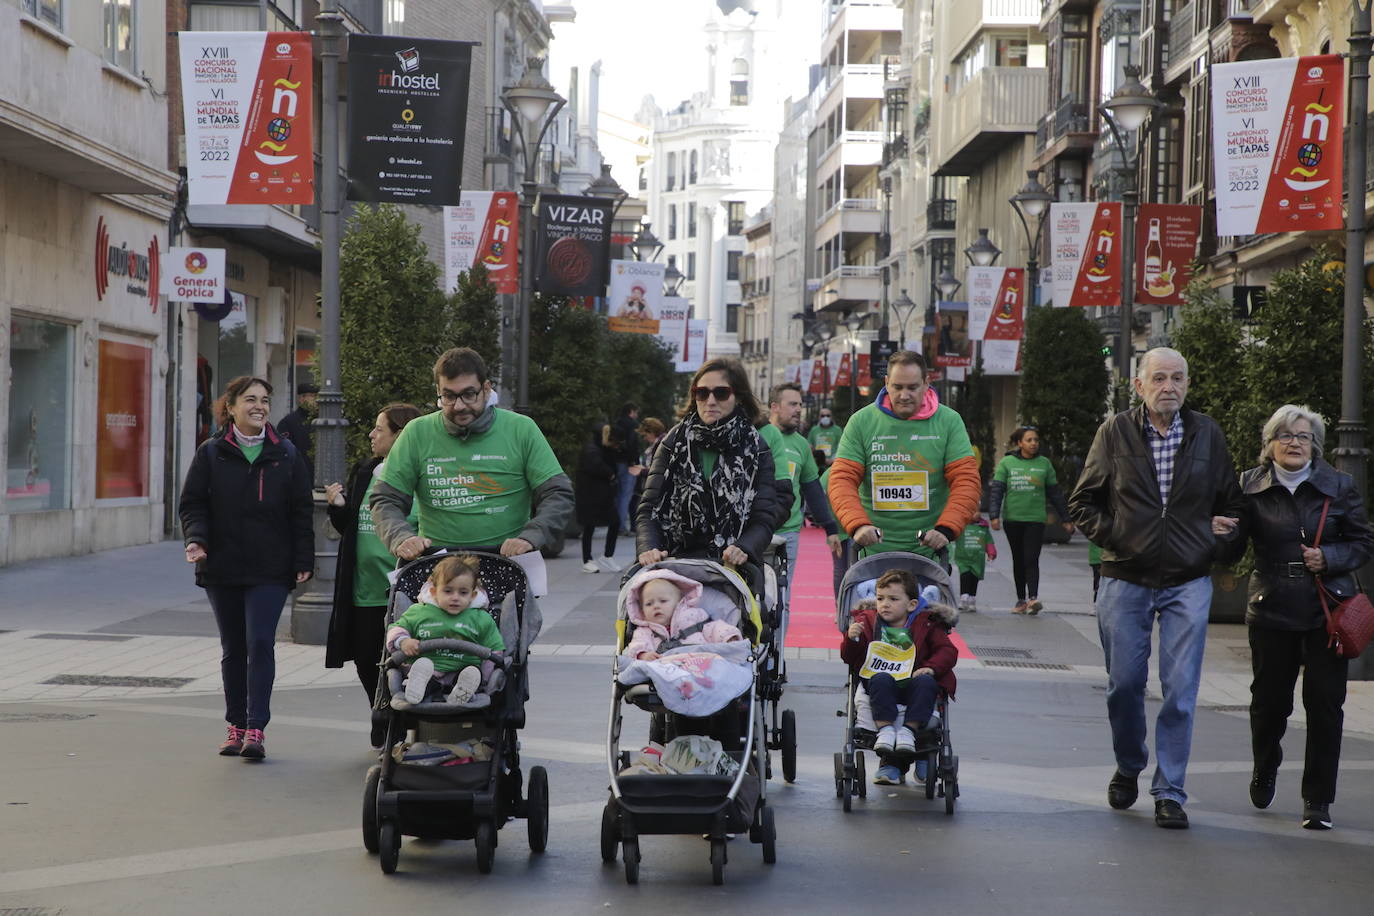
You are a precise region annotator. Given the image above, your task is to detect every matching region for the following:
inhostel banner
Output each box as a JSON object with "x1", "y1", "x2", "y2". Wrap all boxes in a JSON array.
[
  {"x1": 179, "y1": 32, "x2": 314, "y2": 205},
  {"x1": 347, "y1": 36, "x2": 474, "y2": 205},
  {"x1": 443, "y1": 192, "x2": 519, "y2": 295},
  {"x1": 1211, "y1": 55, "x2": 1344, "y2": 235},
  {"x1": 535, "y1": 195, "x2": 615, "y2": 297},
  {"x1": 1051, "y1": 202, "x2": 1123, "y2": 308},
  {"x1": 1135, "y1": 204, "x2": 1202, "y2": 305},
  {"x1": 608, "y1": 260, "x2": 666, "y2": 333}
]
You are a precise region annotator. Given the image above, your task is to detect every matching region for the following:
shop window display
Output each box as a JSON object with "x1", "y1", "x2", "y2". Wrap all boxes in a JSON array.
[{"x1": 7, "y1": 316, "x2": 73, "y2": 511}]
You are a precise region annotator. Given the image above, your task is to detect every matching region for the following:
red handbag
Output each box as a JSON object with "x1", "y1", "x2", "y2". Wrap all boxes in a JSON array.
[{"x1": 1314, "y1": 498, "x2": 1374, "y2": 659}]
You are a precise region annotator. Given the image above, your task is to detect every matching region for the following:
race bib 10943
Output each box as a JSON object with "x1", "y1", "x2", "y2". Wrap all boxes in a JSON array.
[{"x1": 871, "y1": 469, "x2": 929, "y2": 511}]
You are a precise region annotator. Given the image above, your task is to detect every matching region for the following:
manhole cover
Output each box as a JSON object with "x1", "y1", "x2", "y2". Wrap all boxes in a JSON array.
[
  {"x1": 0, "y1": 908, "x2": 67, "y2": 915},
  {"x1": 41, "y1": 675, "x2": 194, "y2": 689},
  {"x1": 967, "y1": 646, "x2": 1034, "y2": 659},
  {"x1": 1203, "y1": 704, "x2": 1249, "y2": 713},
  {"x1": 980, "y1": 660, "x2": 1073, "y2": 671},
  {"x1": 32, "y1": 633, "x2": 134, "y2": 642},
  {"x1": 786, "y1": 684, "x2": 846, "y2": 694},
  {"x1": 0, "y1": 712, "x2": 96, "y2": 723}
]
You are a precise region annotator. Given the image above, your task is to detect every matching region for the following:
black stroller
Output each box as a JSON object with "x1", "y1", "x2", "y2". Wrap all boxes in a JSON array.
[
  {"x1": 603, "y1": 558, "x2": 777, "y2": 885},
  {"x1": 758, "y1": 535, "x2": 798, "y2": 783},
  {"x1": 833, "y1": 550, "x2": 960, "y2": 814},
  {"x1": 361, "y1": 550, "x2": 547, "y2": 874}
]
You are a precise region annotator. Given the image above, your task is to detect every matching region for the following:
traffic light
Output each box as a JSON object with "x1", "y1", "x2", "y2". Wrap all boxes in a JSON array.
[{"x1": 1101, "y1": 332, "x2": 1119, "y2": 357}]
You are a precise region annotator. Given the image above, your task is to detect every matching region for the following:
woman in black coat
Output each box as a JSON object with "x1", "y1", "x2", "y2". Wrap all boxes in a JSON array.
[
  {"x1": 323, "y1": 403, "x2": 422, "y2": 711},
  {"x1": 179, "y1": 376, "x2": 314, "y2": 761},
  {"x1": 576, "y1": 420, "x2": 623, "y2": 573},
  {"x1": 1231, "y1": 404, "x2": 1373, "y2": 830},
  {"x1": 636, "y1": 358, "x2": 778, "y2": 567}
]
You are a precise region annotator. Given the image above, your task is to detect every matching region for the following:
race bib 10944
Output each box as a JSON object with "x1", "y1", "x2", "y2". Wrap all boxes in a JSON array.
[
  {"x1": 871, "y1": 469, "x2": 929, "y2": 511},
  {"x1": 859, "y1": 641, "x2": 916, "y2": 681}
]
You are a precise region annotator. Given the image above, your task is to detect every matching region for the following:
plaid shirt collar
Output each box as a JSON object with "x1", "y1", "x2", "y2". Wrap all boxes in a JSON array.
[{"x1": 1143, "y1": 409, "x2": 1185, "y2": 505}]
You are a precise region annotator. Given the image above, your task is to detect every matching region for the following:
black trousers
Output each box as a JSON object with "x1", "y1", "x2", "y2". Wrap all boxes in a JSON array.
[
  {"x1": 350, "y1": 604, "x2": 387, "y2": 705},
  {"x1": 1249, "y1": 624, "x2": 1348, "y2": 804},
  {"x1": 1002, "y1": 520, "x2": 1045, "y2": 600},
  {"x1": 959, "y1": 571, "x2": 981, "y2": 596},
  {"x1": 581, "y1": 517, "x2": 620, "y2": 562}
]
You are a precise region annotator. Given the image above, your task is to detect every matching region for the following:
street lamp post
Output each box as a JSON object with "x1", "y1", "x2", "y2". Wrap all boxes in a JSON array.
[
  {"x1": 663, "y1": 262, "x2": 684, "y2": 296},
  {"x1": 502, "y1": 58, "x2": 566, "y2": 415},
  {"x1": 844, "y1": 311, "x2": 867, "y2": 410},
  {"x1": 584, "y1": 162, "x2": 629, "y2": 262},
  {"x1": 890, "y1": 289, "x2": 918, "y2": 348},
  {"x1": 964, "y1": 228, "x2": 1002, "y2": 268},
  {"x1": 630, "y1": 222, "x2": 663, "y2": 262},
  {"x1": 1009, "y1": 169, "x2": 1053, "y2": 307},
  {"x1": 1100, "y1": 64, "x2": 1162, "y2": 382},
  {"x1": 802, "y1": 320, "x2": 836, "y2": 412}
]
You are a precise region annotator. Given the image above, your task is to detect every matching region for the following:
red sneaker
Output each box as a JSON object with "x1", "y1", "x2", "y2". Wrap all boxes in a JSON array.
[
  {"x1": 219, "y1": 725, "x2": 246, "y2": 756},
  {"x1": 240, "y1": 728, "x2": 266, "y2": 761}
]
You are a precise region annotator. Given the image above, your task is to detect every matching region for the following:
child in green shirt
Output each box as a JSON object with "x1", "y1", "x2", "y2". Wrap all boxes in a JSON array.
[
  {"x1": 952, "y1": 514, "x2": 997, "y2": 613},
  {"x1": 386, "y1": 554, "x2": 505, "y2": 708}
]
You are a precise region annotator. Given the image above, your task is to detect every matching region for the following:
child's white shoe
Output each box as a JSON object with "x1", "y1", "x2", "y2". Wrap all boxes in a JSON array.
[
  {"x1": 895, "y1": 726, "x2": 917, "y2": 754},
  {"x1": 447, "y1": 666, "x2": 483, "y2": 706},
  {"x1": 874, "y1": 724, "x2": 897, "y2": 754},
  {"x1": 404, "y1": 657, "x2": 434, "y2": 705}
]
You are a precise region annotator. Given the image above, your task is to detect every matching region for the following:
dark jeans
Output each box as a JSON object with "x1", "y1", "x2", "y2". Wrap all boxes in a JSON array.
[
  {"x1": 959, "y1": 571, "x2": 981, "y2": 596},
  {"x1": 350, "y1": 604, "x2": 387, "y2": 705},
  {"x1": 1249, "y1": 624, "x2": 1348, "y2": 804},
  {"x1": 206, "y1": 584, "x2": 289, "y2": 730},
  {"x1": 581, "y1": 517, "x2": 621, "y2": 562},
  {"x1": 1003, "y1": 520, "x2": 1045, "y2": 600},
  {"x1": 867, "y1": 672, "x2": 938, "y2": 729}
]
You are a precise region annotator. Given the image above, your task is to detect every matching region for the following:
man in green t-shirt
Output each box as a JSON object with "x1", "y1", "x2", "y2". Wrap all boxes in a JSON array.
[
  {"x1": 807, "y1": 407, "x2": 843, "y2": 468},
  {"x1": 761, "y1": 382, "x2": 842, "y2": 573},
  {"x1": 371, "y1": 347, "x2": 574, "y2": 560},
  {"x1": 828, "y1": 350, "x2": 981, "y2": 561}
]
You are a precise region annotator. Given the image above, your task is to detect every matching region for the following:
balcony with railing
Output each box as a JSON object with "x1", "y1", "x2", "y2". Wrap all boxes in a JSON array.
[
  {"x1": 936, "y1": 66, "x2": 1048, "y2": 175},
  {"x1": 814, "y1": 264, "x2": 883, "y2": 311},
  {"x1": 816, "y1": 130, "x2": 884, "y2": 179},
  {"x1": 1034, "y1": 94, "x2": 1094, "y2": 159},
  {"x1": 1166, "y1": 0, "x2": 1196, "y2": 77},
  {"x1": 947, "y1": 0, "x2": 1041, "y2": 62},
  {"x1": 927, "y1": 198, "x2": 957, "y2": 231},
  {"x1": 816, "y1": 197, "x2": 883, "y2": 239}
]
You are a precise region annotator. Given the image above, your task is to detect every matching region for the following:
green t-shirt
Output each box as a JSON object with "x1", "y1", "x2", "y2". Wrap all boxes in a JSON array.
[
  {"x1": 833, "y1": 402, "x2": 974, "y2": 557},
  {"x1": 239, "y1": 442, "x2": 263, "y2": 464},
  {"x1": 353, "y1": 470, "x2": 419, "y2": 607},
  {"x1": 381, "y1": 409, "x2": 563, "y2": 548},
  {"x1": 952, "y1": 522, "x2": 991, "y2": 578},
  {"x1": 808, "y1": 423, "x2": 843, "y2": 461},
  {"x1": 994, "y1": 454, "x2": 1058, "y2": 523},
  {"x1": 760, "y1": 423, "x2": 819, "y2": 534},
  {"x1": 1088, "y1": 541, "x2": 1103, "y2": 565},
  {"x1": 392, "y1": 602, "x2": 505, "y2": 672}
]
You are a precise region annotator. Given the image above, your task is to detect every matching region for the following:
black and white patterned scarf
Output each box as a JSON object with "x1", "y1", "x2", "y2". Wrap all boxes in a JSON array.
[{"x1": 653, "y1": 407, "x2": 761, "y2": 553}]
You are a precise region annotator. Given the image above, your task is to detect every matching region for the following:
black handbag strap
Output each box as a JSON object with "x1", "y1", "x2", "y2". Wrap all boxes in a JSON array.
[{"x1": 1312, "y1": 498, "x2": 1341, "y2": 646}]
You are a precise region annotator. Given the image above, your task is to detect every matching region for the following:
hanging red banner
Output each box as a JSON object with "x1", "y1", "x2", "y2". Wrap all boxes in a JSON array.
[
  {"x1": 1071, "y1": 203, "x2": 1123, "y2": 308},
  {"x1": 1135, "y1": 204, "x2": 1202, "y2": 305}
]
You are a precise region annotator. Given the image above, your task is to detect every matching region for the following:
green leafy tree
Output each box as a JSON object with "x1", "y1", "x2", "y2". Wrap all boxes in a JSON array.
[
  {"x1": 1171, "y1": 276, "x2": 1250, "y2": 469},
  {"x1": 1017, "y1": 306, "x2": 1111, "y2": 489},
  {"x1": 958, "y1": 366, "x2": 996, "y2": 482},
  {"x1": 604, "y1": 328, "x2": 678, "y2": 424},
  {"x1": 448, "y1": 262, "x2": 502, "y2": 381}
]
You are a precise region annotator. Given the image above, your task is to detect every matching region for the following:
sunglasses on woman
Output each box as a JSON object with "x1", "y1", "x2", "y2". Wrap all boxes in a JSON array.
[{"x1": 692, "y1": 385, "x2": 734, "y2": 402}]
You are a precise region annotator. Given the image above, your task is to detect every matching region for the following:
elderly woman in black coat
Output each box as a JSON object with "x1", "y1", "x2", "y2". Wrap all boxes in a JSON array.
[
  {"x1": 636, "y1": 358, "x2": 779, "y2": 568},
  {"x1": 323, "y1": 402, "x2": 422, "y2": 716},
  {"x1": 1231, "y1": 404, "x2": 1373, "y2": 830}
]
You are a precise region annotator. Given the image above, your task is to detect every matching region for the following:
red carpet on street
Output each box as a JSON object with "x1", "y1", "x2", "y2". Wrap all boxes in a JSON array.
[{"x1": 786, "y1": 525, "x2": 975, "y2": 660}]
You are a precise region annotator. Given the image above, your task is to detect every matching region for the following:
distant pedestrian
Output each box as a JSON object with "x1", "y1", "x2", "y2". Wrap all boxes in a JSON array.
[
  {"x1": 613, "y1": 403, "x2": 641, "y2": 530},
  {"x1": 576, "y1": 420, "x2": 624, "y2": 574},
  {"x1": 807, "y1": 407, "x2": 843, "y2": 469},
  {"x1": 179, "y1": 376, "x2": 314, "y2": 762},
  {"x1": 276, "y1": 381, "x2": 319, "y2": 475},
  {"x1": 989, "y1": 426, "x2": 1073, "y2": 615},
  {"x1": 952, "y1": 514, "x2": 996, "y2": 613},
  {"x1": 1230, "y1": 404, "x2": 1372, "y2": 830},
  {"x1": 629, "y1": 417, "x2": 666, "y2": 524},
  {"x1": 1070, "y1": 347, "x2": 1243, "y2": 829},
  {"x1": 323, "y1": 402, "x2": 422, "y2": 725}
]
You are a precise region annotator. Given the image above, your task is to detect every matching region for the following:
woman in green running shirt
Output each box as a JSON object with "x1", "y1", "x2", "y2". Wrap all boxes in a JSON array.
[{"x1": 989, "y1": 427, "x2": 1073, "y2": 615}]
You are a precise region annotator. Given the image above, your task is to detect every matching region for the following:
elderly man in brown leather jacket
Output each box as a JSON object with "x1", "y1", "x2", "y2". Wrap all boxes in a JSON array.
[{"x1": 1070, "y1": 347, "x2": 1243, "y2": 830}]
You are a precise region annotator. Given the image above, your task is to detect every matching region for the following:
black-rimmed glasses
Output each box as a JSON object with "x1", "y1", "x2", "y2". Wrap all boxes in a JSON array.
[{"x1": 439, "y1": 386, "x2": 485, "y2": 405}]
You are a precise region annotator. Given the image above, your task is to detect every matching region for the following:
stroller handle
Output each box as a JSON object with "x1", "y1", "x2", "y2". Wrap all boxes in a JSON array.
[
  {"x1": 389, "y1": 639, "x2": 509, "y2": 668},
  {"x1": 846, "y1": 529, "x2": 948, "y2": 567}
]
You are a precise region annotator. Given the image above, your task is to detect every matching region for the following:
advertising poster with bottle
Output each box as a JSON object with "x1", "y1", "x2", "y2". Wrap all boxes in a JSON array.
[
  {"x1": 607, "y1": 260, "x2": 666, "y2": 333},
  {"x1": 1051, "y1": 202, "x2": 1123, "y2": 307},
  {"x1": 1134, "y1": 204, "x2": 1201, "y2": 305},
  {"x1": 179, "y1": 32, "x2": 315, "y2": 205},
  {"x1": 1211, "y1": 55, "x2": 1344, "y2": 235},
  {"x1": 443, "y1": 192, "x2": 519, "y2": 295}
]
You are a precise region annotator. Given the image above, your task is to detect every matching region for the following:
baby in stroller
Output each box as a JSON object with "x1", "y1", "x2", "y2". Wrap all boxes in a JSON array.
[
  {"x1": 840, "y1": 569, "x2": 958, "y2": 786},
  {"x1": 623, "y1": 569, "x2": 745, "y2": 662},
  {"x1": 386, "y1": 555, "x2": 505, "y2": 709}
]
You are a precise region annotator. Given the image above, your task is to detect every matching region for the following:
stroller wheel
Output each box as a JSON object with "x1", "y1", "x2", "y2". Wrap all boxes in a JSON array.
[
  {"x1": 526, "y1": 766, "x2": 549, "y2": 853},
  {"x1": 855, "y1": 753, "x2": 867, "y2": 798},
  {"x1": 833, "y1": 752, "x2": 845, "y2": 799},
  {"x1": 924, "y1": 752, "x2": 938, "y2": 800},
  {"x1": 623, "y1": 837, "x2": 640, "y2": 885},
  {"x1": 710, "y1": 838, "x2": 727, "y2": 885},
  {"x1": 781, "y1": 709, "x2": 797, "y2": 784},
  {"x1": 600, "y1": 800, "x2": 619, "y2": 863},
  {"x1": 945, "y1": 756, "x2": 960, "y2": 816},
  {"x1": 378, "y1": 821, "x2": 400, "y2": 874},
  {"x1": 475, "y1": 820, "x2": 496, "y2": 874},
  {"x1": 362, "y1": 765, "x2": 381, "y2": 855},
  {"x1": 760, "y1": 805, "x2": 777, "y2": 864}
]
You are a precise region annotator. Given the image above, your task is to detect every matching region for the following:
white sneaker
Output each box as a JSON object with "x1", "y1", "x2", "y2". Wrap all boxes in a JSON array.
[
  {"x1": 447, "y1": 666, "x2": 483, "y2": 705},
  {"x1": 581, "y1": 560, "x2": 601, "y2": 573},
  {"x1": 966, "y1": 596, "x2": 978, "y2": 613},
  {"x1": 404, "y1": 657, "x2": 435, "y2": 705},
  {"x1": 874, "y1": 724, "x2": 897, "y2": 754},
  {"x1": 598, "y1": 555, "x2": 624, "y2": 573},
  {"x1": 958, "y1": 594, "x2": 970, "y2": 611},
  {"x1": 895, "y1": 726, "x2": 916, "y2": 754}
]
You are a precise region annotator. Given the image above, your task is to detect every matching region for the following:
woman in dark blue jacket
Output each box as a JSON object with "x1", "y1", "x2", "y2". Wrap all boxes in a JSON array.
[{"x1": 179, "y1": 376, "x2": 314, "y2": 761}]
